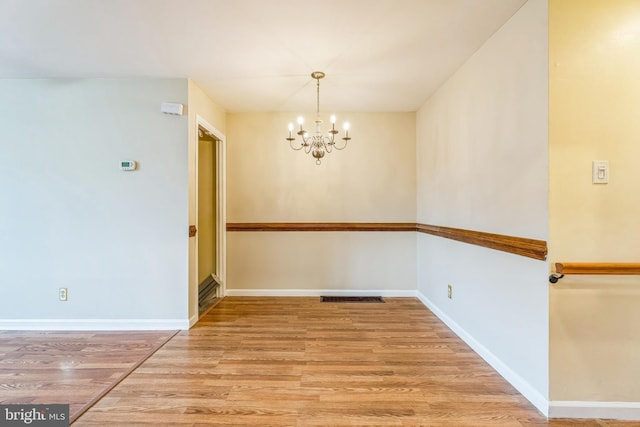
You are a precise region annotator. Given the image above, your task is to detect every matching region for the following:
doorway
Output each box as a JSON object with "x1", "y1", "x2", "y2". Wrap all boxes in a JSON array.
[{"x1": 196, "y1": 121, "x2": 225, "y2": 317}]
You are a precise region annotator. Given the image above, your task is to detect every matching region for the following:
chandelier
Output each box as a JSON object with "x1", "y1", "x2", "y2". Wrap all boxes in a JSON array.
[{"x1": 286, "y1": 71, "x2": 351, "y2": 165}]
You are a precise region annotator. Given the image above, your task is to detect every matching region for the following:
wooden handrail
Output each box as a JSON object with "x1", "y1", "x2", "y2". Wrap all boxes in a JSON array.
[{"x1": 555, "y1": 262, "x2": 640, "y2": 275}]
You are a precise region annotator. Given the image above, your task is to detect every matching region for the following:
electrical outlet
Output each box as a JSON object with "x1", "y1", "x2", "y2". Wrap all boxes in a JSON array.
[
  {"x1": 59, "y1": 288, "x2": 68, "y2": 301},
  {"x1": 447, "y1": 284, "x2": 452, "y2": 299}
]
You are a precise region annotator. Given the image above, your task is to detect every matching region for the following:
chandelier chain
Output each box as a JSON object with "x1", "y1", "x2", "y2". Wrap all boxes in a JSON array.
[{"x1": 316, "y1": 77, "x2": 320, "y2": 118}]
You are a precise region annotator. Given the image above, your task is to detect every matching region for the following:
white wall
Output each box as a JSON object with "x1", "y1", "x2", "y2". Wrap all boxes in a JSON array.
[
  {"x1": 226, "y1": 112, "x2": 416, "y2": 294},
  {"x1": 416, "y1": 0, "x2": 549, "y2": 412},
  {"x1": 0, "y1": 79, "x2": 190, "y2": 328}
]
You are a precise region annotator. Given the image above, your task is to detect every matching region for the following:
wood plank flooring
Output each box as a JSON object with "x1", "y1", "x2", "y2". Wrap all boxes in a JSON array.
[
  {"x1": 66, "y1": 297, "x2": 636, "y2": 426},
  {"x1": 0, "y1": 330, "x2": 177, "y2": 422}
]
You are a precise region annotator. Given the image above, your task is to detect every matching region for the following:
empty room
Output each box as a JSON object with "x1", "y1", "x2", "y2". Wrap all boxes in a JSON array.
[{"x1": 1, "y1": 0, "x2": 639, "y2": 425}]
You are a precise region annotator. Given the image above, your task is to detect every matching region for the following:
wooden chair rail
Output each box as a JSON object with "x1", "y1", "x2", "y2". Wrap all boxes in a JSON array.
[
  {"x1": 415, "y1": 223, "x2": 547, "y2": 261},
  {"x1": 226, "y1": 222, "x2": 417, "y2": 232},
  {"x1": 226, "y1": 222, "x2": 547, "y2": 261}
]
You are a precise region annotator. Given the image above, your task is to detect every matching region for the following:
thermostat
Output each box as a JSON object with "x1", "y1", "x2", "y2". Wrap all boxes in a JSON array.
[{"x1": 120, "y1": 160, "x2": 137, "y2": 171}]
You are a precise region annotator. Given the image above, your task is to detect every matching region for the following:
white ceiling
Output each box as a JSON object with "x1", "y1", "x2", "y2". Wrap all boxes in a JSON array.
[{"x1": 0, "y1": 0, "x2": 527, "y2": 112}]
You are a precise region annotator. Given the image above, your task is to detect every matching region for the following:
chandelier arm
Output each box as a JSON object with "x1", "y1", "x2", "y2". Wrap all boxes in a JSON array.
[
  {"x1": 304, "y1": 141, "x2": 313, "y2": 154},
  {"x1": 289, "y1": 140, "x2": 304, "y2": 151},
  {"x1": 323, "y1": 137, "x2": 334, "y2": 153},
  {"x1": 332, "y1": 139, "x2": 349, "y2": 150}
]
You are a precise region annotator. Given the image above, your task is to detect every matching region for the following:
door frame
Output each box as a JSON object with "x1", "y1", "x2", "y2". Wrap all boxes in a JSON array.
[{"x1": 194, "y1": 115, "x2": 226, "y2": 321}]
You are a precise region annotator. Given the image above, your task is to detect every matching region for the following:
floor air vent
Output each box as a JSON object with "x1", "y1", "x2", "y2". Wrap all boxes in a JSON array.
[{"x1": 320, "y1": 296, "x2": 385, "y2": 303}]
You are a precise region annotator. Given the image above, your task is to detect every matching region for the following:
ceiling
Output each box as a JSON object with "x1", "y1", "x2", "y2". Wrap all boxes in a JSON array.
[{"x1": 0, "y1": 0, "x2": 527, "y2": 112}]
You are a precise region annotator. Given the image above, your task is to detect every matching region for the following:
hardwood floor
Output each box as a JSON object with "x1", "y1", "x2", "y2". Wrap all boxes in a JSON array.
[
  {"x1": 66, "y1": 297, "x2": 635, "y2": 426},
  {"x1": 0, "y1": 330, "x2": 177, "y2": 423}
]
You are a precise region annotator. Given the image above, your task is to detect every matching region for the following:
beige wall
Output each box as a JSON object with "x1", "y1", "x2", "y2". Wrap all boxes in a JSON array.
[
  {"x1": 416, "y1": 0, "x2": 549, "y2": 411},
  {"x1": 226, "y1": 112, "x2": 416, "y2": 293},
  {"x1": 549, "y1": 0, "x2": 640, "y2": 402},
  {"x1": 228, "y1": 232, "x2": 416, "y2": 293},
  {"x1": 197, "y1": 137, "x2": 216, "y2": 283},
  {"x1": 227, "y1": 112, "x2": 416, "y2": 222},
  {"x1": 187, "y1": 80, "x2": 226, "y2": 322}
]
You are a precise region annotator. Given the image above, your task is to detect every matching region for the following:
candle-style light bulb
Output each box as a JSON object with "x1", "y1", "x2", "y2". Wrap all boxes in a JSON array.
[
  {"x1": 288, "y1": 123, "x2": 293, "y2": 138},
  {"x1": 344, "y1": 122, "x2": 350, "y2": 135},
  {"x1": 330, "y1": 115, "x2": 336, "y2": 124},
  {"x1": 297, "y1": 116, "x2": 304, "y2": 125}
]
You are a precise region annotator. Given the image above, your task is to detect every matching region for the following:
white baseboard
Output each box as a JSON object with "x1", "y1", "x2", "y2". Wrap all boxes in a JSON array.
[
  {"x1": 189, "y1": 313, "x2": 199, "y2": 328},
  {"x1": 225, "y1": 289, "x2": 417, "y2": 297},
  {"x1": 415, "y1": 291, "x2": 549, "y2": 416},
  {"x1": 549, "y1": 401, "x2": 640, "y2": 420},
  {"x1": 0, "y1": 318, "x2": 189, "y2": 331}
]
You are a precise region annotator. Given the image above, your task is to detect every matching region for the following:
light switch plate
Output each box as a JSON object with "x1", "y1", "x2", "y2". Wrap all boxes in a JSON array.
[{"x1": 592, "y1": 160, "x2": 609, "y2": 184}]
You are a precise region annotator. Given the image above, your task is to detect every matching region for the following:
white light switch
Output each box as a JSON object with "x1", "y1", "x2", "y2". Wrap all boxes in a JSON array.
[{"x1": 592, "y1": 160, "x2": 609, "y2": 184}]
